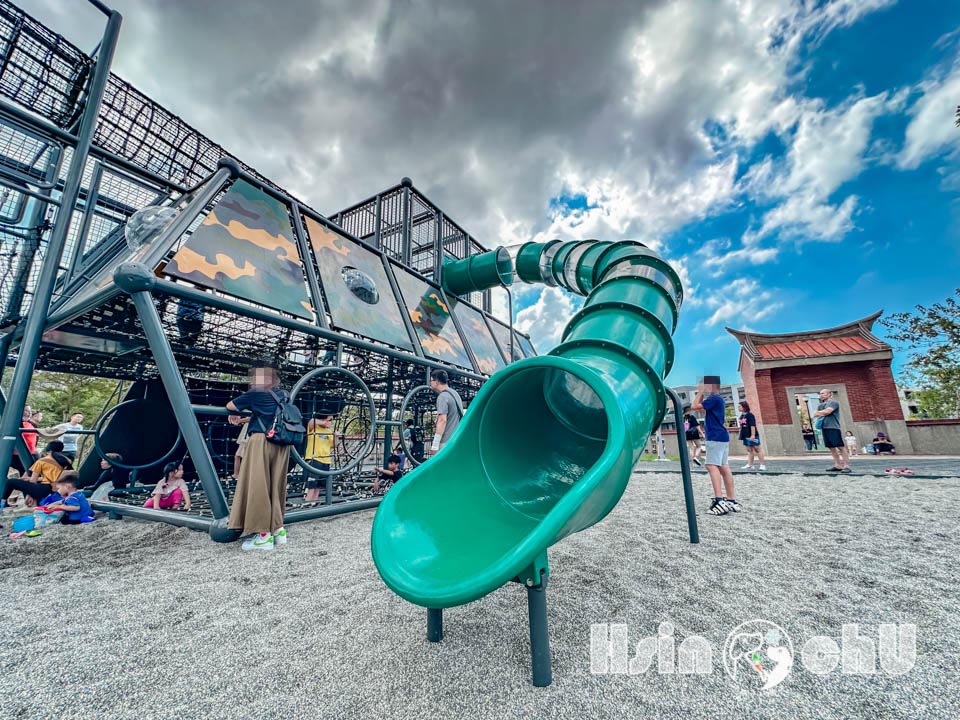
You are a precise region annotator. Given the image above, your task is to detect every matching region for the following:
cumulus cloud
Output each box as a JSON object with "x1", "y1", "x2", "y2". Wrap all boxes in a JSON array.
[
  {"x1": 17, "y1": 0, "x2": 902, "y2": 338},
  {"x1": 742, "y1": 92, "x2": 893, "y2": 246},
  {"x1": 514, "y1": 286, "x2": 582, "y2": 353},
  {"x1": 701, "y1": 278, "x2": 783, "y2": 329},
  {"x1": 20, "y1": 0, "x2": 896, "y2": 246},
  {"x1": 695, "y1": 238, "x2": 780, "y2": 277},
  {"x1": 899, "y1": 50, "x2": 960, "y2": 169}
]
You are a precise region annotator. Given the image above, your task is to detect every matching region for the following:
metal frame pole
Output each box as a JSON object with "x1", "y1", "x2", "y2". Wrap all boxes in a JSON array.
[
  {"x1": 383, "y1": 358, "x2": 394, "y2": 467},
  {"x1": 400, "y1": 178, "x2": 412, "y2": 267},
  {"x1": 0, "y1": 11, "x2": 123, "y2": 497},
  {"x1": 427, "y1": 608, "x2": 443, "y2": 642},
  {"x1": 433, "y1": 210, "x2": 443, "y2": 280},
  {"x1": 65, "y1": 161, "x2": 104, "y2": 282},
  {"x1": 373, "y1": 194, "x2": 382, "y2": 250},
  {"x1": 527, "y1": 574, "x2": 552, "y2": 687},
  {"x1": 0, "y1": 144, "x2": 62, "y2": 334},
  {"x1": 290, "y1": 201, "x2": 330, "y2": 330},
  {"x1": 666, "y1": 387, "x2": 699, "y2": 544},
  {"x1": 115, "y1": 267, "x2": 230, "y2": 519}
]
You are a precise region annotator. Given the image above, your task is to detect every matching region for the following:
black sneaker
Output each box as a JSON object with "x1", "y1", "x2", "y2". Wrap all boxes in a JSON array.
[
  {"x1": 692, "y1": 456, "x2": 702, "y2": 467},
  {"x1": 840, "y1": 467, "x2": 852, "y2": 473},
  {"x1": 707, "y1": 498, "x2": 729, "y2": 516},
  {"x1": 827, "y1": 467, "x2": 843, "y2": 472}
]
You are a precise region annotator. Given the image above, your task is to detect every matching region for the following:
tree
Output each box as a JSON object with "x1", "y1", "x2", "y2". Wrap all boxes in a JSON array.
[
  {"x1": 2, "y1": 370, "x2": 122, "y2": 461},
  {"x1": 881, "y1": 289, "x2": 960, "y2": 419}
]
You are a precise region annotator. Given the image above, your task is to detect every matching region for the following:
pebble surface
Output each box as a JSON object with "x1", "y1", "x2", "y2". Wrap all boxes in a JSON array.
[{"x1": 0, "y1": 471, "x2": 957, "y2": 719}]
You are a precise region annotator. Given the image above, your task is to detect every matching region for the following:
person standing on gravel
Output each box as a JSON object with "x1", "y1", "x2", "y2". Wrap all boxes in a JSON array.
[
  {"x1": 227, "y1": 363, "x2": 292, "y2": 550},
  {"x1": 813, "y1": 388, "x2": 850, "y2": 473},
  {"x1": 691, "y1": 376, "x2": 739, "y2": 515},
  {"x1": 429, "y1": 370, "x2": 463, "y2": 455}
]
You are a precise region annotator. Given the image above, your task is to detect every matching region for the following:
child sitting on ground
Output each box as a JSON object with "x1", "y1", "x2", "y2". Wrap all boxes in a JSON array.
[
  {"x1": 42, "y1": 472, "x2": 95, "y2": 524},
  {"x1": 373, "y1": 454, "x2": 404, "y2": 494},
  {"x1": 145, "y1": 462, "x2": 191, "y2": 511},
  {"x1": 33, "y1": 482, "x2": 66, "y2": 527}
]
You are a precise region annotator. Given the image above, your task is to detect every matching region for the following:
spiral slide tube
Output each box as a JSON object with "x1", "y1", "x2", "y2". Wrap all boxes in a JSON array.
[{"x1": 372, "y1": 238, "x2": 682, "y2": 611}]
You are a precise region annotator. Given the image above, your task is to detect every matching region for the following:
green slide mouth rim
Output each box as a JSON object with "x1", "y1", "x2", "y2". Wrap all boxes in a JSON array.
[{"x1": 371, "y1": 353, "x2": 630, "y2": 608}]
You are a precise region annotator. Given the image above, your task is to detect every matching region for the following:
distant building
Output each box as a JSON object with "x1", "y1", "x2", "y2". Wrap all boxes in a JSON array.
[
  {"x1": 898, "y1": 387, "x2": 921, "y2": 418},
  {"x1": 726, "y1": 311, "x2": 913, "y2": 455},
  {"x1": 664, "y1": 382, "x2": 744, "y2": 431}
]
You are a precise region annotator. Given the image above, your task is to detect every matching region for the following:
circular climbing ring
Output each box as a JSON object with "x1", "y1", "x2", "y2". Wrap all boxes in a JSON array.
[
  {"x1": 93, "y1": 399, "x2": 183, "y2": 471},
  {"x1": 289, "y1": 366, "x2": 377, "y2": 478},
  {"x1": 397, "y1": 384, "x2": 435, "y2": 468}
]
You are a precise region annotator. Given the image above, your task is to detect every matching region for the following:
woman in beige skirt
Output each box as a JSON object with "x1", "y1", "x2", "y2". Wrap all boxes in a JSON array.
[{"x1": 226, "y1": 364, "x2": 291, "y2": 551}]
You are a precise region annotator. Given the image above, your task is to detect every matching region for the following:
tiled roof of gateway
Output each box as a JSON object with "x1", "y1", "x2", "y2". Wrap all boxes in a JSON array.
[{"x1": 726, "y1": 311, "x2": 891, "y2": 362}]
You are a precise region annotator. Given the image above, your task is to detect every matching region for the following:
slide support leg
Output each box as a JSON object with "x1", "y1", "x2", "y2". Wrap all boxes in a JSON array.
[
  {"x1": 527, "y1": 573, "x2": 552, "y2": 687},
  {"x1": 666, "y1": 387, "x2": 700, "y2": 544},
  {"x1": 427, "y1": 608, "x2": 443, "y2": 642}
]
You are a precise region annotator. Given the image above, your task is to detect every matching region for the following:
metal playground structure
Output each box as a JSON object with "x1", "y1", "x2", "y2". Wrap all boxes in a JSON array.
[
  {"x1": 0, "y1": 0, "x2": 537, "y2": 537},
  {"x1": 0, "y1": 0, "x2": 704, "y2": 687}
]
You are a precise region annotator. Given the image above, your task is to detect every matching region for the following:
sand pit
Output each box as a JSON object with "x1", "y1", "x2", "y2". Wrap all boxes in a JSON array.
[{"x1": 1, "y1": 472, "x2": 957, "y2": 720}]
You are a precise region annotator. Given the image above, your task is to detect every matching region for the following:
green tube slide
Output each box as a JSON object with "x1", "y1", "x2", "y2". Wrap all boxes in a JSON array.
[{"x1": 372, "y1": 240, "x2": 682, "y2": 609}]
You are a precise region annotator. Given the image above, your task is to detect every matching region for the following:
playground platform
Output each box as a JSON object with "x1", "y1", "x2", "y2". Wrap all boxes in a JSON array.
[{"x1": 1, "y1": 470, "x2": 955, "y2": 719}]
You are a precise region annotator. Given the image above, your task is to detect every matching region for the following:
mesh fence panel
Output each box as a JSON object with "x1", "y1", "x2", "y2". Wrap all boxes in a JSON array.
[{"x1": 0, "y1": 0, "x2": 89, "y2": 129}]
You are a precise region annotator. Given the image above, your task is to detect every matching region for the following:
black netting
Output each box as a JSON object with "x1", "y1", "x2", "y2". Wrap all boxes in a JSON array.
[
  {"x1": 0, "y1": 0, "x2": 89, "y2": 128},
  {"x1": 32, "y1": 288, "x2": 484, "y2": 513}
]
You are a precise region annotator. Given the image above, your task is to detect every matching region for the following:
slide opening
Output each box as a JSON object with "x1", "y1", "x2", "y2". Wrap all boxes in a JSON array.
[{"x1": 478, "y1": 365, "x2": 608, "y2": 520}]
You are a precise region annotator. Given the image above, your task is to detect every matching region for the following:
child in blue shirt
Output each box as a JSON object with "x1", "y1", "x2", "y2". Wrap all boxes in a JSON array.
[{"x1": 43, "y1": 472, "x2": 95, "y2": 524}]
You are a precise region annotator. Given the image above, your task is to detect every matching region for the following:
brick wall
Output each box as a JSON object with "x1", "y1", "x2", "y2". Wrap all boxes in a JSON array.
[{"x1": 767, "y1": 360, "x2": 904, "y2": 422}]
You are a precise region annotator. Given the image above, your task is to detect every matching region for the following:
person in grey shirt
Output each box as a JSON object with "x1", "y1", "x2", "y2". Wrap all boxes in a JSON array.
[
  {"x1": 813, "y1": 388, "x2": 850, "y2": 473},
  {"x1": 42, "y1": 412, "x2": 84, "y2": 461},
  {"x1": 429, "y1": 369, "x2": 463, "y2": 454}
]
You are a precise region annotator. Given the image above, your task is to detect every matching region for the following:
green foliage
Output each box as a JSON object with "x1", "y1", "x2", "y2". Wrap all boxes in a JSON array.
[
  {"x1": 912, "y1": 387, "x2": 959, "y2": 420},
  {"x1": 2, "y1": 370, "x2": 122, "y2": 462},
  {"x1": 881, "y1": 289, "x2": 960, "y2": 419}
]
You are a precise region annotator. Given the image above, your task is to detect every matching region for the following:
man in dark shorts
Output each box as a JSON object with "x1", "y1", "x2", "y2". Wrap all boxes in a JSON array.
[{"x1": 814, "y1": 389, "x2": 850, "y2": 473}]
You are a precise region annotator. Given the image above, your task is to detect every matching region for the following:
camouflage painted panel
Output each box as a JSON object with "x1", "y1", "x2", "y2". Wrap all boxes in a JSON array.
[
  {"x1": 487, "y1": 317, "x2": 524, "y2": 363},
  {"x1": 451, "y1": 300, "x2": 506, "y2": 375},
  {"x1": 304, "y1": 216, "x2": 413, "y2": 351},
  {"x1": 392, "y1": 265, "x2": 474, "y2": 371},
  {"x1": 166, "y1": 180, "x2": 313, "y2": 319},
  {"x1": 516, "y1": 331, "x2": 537, "y2": 357}
]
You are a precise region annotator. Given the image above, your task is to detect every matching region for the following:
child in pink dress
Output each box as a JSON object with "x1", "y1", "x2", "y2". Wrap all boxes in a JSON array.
[{"x1": 145, "y1": 462, "x2": 191, "y2": 511}]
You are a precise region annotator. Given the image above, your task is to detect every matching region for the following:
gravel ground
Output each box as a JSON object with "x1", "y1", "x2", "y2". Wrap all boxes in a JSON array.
[{"x1": 1, "y1": 472, "x2": 958, "y2": 720}]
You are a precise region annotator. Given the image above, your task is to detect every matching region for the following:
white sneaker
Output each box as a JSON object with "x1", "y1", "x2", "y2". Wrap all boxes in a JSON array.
[
  {"x1": 707, "y1": 498, "x2": 729, "y2": 516},
  {"x1": 242, "y1": 534, "x2": 274, "y2": 551},
  {"x1": 758, "y1": 464, "x2": 766, "y2": 470},
  {"x1": 724, "y1": 499, "x2": 741, "y2": 513},
  {"x1": 273, "y1": 527, "x2": 287, "y2": 546},
  {"x1": 741, "y1": 464, "x2": 753, "y2": 470}
]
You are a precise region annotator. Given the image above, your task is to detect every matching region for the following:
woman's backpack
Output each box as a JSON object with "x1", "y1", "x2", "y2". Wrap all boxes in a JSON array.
[{"x1": 261, "y1": 390, "x2": 306, "y2": 447}]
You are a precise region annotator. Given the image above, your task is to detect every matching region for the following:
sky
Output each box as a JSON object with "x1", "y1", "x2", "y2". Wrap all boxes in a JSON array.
[{"x1": 22, "y1": 0, "x2": 960, "y2": 386}]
